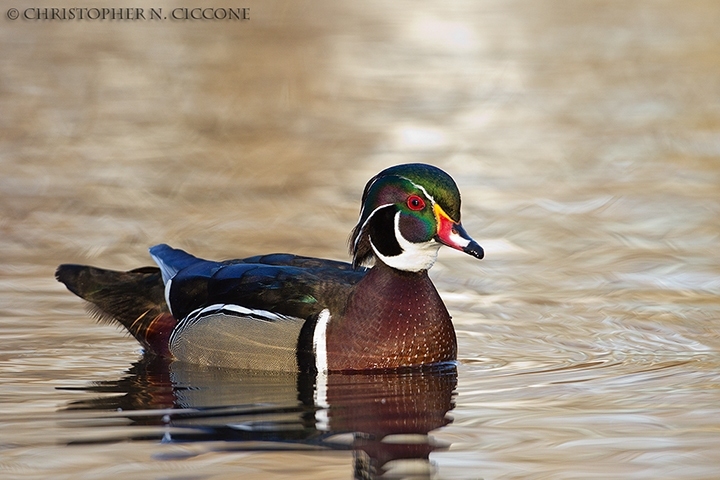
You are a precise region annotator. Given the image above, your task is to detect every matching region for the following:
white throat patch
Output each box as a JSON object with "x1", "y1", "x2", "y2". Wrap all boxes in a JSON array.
[{"x1": 371, "y1": 211, "x2": 440, "y2": 272}]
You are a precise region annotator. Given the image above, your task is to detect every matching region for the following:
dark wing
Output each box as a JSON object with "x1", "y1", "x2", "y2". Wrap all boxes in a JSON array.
[
  {"x1": 151, "y1": 244, "x2": 366, "y2": 321},
  {"x1": 239, "y1": 253, "x2": 359, "y2": 271},
  {"x1": 56, "y1": 246, "x2": 366, "y2": 360}
]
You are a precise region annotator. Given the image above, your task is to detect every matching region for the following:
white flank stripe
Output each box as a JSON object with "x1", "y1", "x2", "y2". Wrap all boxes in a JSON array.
[
  {"x1": 169, "y1": 303, "x2": 294, "y2": 352},
  {"x1": 215, "y1": 303, "x2": 287, "y2": 321},
  {"x1": 313, "y1": 309, "x2": 331, "y2": 375},
  {"x1": 313, "y1": 309, "x2": 331, "y2": 415}
]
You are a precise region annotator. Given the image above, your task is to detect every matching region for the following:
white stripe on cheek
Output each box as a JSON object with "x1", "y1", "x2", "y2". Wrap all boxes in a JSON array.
[{"x1": 353, "y1": 203, "x2": 394, "y2": 252}]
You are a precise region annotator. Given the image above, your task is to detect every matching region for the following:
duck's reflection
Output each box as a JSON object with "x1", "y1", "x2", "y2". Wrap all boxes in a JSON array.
[{"x1": 63, "y1": 355, "x2": 457, "y2": 478}]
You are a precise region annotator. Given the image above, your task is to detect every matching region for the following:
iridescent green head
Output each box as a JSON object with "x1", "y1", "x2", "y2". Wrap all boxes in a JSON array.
[{"x1": 350, "y1": 163, "x2": 483, "y2": 271}]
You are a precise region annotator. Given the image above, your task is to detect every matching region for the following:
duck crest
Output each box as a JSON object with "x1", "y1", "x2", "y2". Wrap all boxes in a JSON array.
[{"x1": 324, "y1": 261, "x2": 456, "y2": 372}]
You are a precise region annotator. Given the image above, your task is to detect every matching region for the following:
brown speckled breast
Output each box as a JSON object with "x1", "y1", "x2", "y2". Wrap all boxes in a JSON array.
[{"x1": 325, "y1": 262, "x2": 456, "y2": 372}]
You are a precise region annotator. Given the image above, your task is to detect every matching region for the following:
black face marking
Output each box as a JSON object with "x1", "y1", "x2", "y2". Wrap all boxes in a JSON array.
[{"x1": 369, "y1": 206, "x2": 402, "y2": 257}]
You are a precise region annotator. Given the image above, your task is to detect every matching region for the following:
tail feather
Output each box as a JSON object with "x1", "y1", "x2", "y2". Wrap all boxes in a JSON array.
[{"x1": 56, "y1": 264, "x2": 175, "y2": 355}]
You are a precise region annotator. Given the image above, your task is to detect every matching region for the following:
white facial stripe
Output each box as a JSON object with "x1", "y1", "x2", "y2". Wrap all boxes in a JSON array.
[
  {"x1": 353, "y1": 203, "x2": 394, "y2": 252},
  {"x1": 356, "y1": 176, "x2": 380, "y2": 220},
  {"x1": 371, "y1": 211, "x2": 440, "y2": 272},
  {"x1": 357, "y1": 176, "x2": 435, "y2": 238},
  {"x1": 355, "y1": 176, "x2": 435, "y2": 251},
  {"x1": 400, "y1": 177, "x2": 436, "y2": 206},
  {"x1": 313, "y1": 309, "x2": 331, "y2": 375}
]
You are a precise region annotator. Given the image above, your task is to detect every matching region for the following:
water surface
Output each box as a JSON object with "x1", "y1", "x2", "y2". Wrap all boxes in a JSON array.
[{"x1": 1, "y1": 0, "x2": 720, "y2": 478}]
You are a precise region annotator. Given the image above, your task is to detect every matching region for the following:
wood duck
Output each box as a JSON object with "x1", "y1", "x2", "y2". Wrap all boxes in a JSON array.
[{"x1": 56, "y1": 163, "x2": 483, "y2": 373}]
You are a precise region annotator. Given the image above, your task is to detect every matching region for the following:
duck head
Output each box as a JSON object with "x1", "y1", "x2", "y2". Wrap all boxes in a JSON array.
[{"x1": 350, "y1": 163, "x2": 484, "y2": 272}]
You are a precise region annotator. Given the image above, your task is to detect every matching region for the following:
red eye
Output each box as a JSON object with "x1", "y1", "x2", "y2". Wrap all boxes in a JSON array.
[{"x1": 407, "y1": 194, "x2": 425, "y2": 211}]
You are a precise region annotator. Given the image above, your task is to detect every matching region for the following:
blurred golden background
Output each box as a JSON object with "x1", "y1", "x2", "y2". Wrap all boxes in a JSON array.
[{"x1": 1, "y1": 1, "x2": 719, "y2": 478}]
